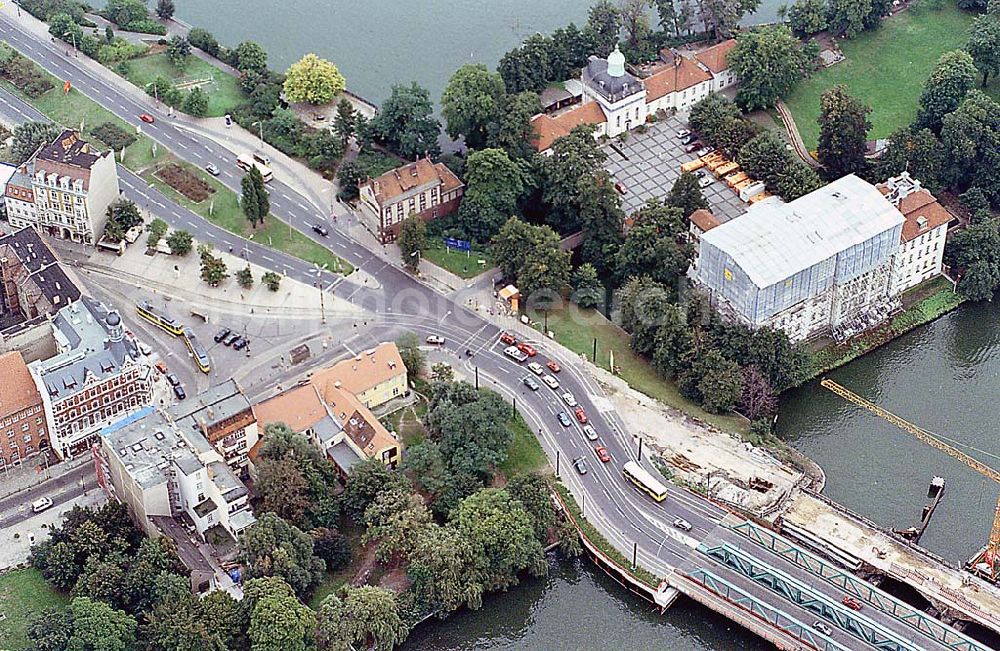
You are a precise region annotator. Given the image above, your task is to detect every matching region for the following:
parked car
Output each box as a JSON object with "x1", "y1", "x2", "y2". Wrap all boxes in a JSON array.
[
  {"x1": 698, "y1": 176, "x2": 713, "y2": 188},
  {"x1": 214, "y1": 327, "x2": 231, "y2": 343},
  {"x1": 542, "y1": 374, "x2": 560, "y2": 390},
  {"x1": 546, "y1": 360, "x2": 561, "y2": 373},
  {"x1": 233, "y1": 337, "x2": 249, "y2": 351},
  {"x1": 594, "y1": 445, "x2": 610, "y2": 463},
  {"x1": 812, "y1": 621, "x2": 834, "y2": 636},
  {"x1": 205, "y1": 163, "x2": 220, "y2": 176},
  {"x1": 695, "y1": 146, "x2": 714, "y2": 157},
  {"x1": 614, "y1": 181, "x2": 627, "y2": 195},
  {"x1": 139, "y1": 113, "x2": 155, "y2": 124},
  {"x1": 522, "y1": 376, "x2": 540, "y2": 391},
  {"x1": 155, "y1": 361, "x2": 168, "y2": 374},
  {"x1": 223, "y1": 332, "x2": 240, "y2": 346},
  {"x1": 312, "y1": 224, "x2": 329, "y2": 237},
  {"x1": 694, "y1": 169, "x2": 707, "y2": 178},
  {"x1": 582, "y1": 424, "x2": 599, "y2": 441},
  {"x1": 557, "y1": 412, "x2": 572, "y2": 427},
  {"x1": 526, "y1": 362, "x2": 544, "y2": 376},
  {"x1": 573, "y1": 456, "x2": 588, "y2": 475},
  {"x1": 31, "y1": 497, "x2": 53, "y2": 513},
  {"x1": 681, "y1": 133, "x2": 698, "y2": 145},
  {"x1": 676, "y1": 129, "x2": 691, "y2": 139},
  {"x1": 841, "y1": 596, "x2": 863, "y2": 611},
  {"x1": 672, "y1": 518, "x2": 693, "y2": 531},
  {"x1": 574, "y1": 406, "x2": 588, "y2": 424},
  {"x1": 425, "y1": 335, "x2": 446, "y2": 345},
  {"x1": 165, "y1": 373, "x2": 180, "y2": 387},
  {"x1": 684, "y1": 141, "x2": 702, "y2": 153},
  {"x1": 517, "y1": 342, "x2": 537, "y2": 357},
  {"x1": 137, "y1": 342, "x2": 152, "y2": 356},
  {"x1": 561, "y1": 392, "x2": 577, "y2": 407},
  {"x1": 500, "y1": 332, "x2": 517, "y2": 345},
  {"x1": 173, "y1": 384, "x2": 187, "y2": 400},
  {"x1": 504, "y1": 346, "x2": 528, "y2": 362}
]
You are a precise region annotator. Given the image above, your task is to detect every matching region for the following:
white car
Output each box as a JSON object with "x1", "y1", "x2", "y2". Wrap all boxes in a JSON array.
[
  {"x1": 561, "y1": 392, "x2": 577, "y2": 407},
  {"x1": 542, "y1": 375, "x2": 560, "y2": 390},
  {"x1": 698, "y1": 176, "x2": 713, "y2": 188},
  {"x1": 676, "y1": 129, "x2": 691, "y2": 139},
  {"x1": 812, "y1": 621, "x2": 834, "y2": 637},
  {"x1": 425, "y1": 335, "x2": 446, "y2": 345},
  {"x1": 582, "y1": 424, "x2": 599, "y2": 441},
  {"x1": 672, "y1": 518, "x2": 692, "y2": 532},
  {"x1": 526, "y1": 361, "x2": 545, "y2": 376},
  {"x1": 504, "y1": 346, "x2": 528, "y2": 362},
  {"x1": 31, "y1": 497, "x2": 54, "y2": 513},
  {"x1": 137, "y1": 342, "x2": 152, "y2": 356}
]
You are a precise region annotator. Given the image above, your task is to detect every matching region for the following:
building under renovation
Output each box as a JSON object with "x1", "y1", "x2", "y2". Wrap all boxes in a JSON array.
[{"x1": 693, "y1": 175, "x2": 905, "y2": 342}]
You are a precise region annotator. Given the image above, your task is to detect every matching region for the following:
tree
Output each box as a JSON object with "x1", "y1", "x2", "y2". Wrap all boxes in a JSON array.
[
  {"x1": 104, "y1": 199, "x2": 142, "y2": 242},
  {"x1": 155, "y1": 0, "x2": 175, "y2": 19},
  {"x1": 262, "y1": 271, "x2": 281, "y2": 291},
  {"x1": 585, "y1": 0, "x2": 622, "y2": 57},
  {"x1": 66, "y1": 597, "x2": 137, "y2": 651},
  {"x1": 739, "y1": 132, "x2": 822, "y2": 200},
  {"x1": 28, "y1": 607, "x2": 73, "y2": 651},
  {"x1": 104, "y1": 0, "x2": 147, "y2": 28},
  {"x1": 188, "y1": 28, "x2": 219, "y2": 56},
  {"x1": 738, "y1": 365, "x2": 778, "y2": 420},
  {"x1": 238, "y1": 512, "x2": 325, "y2": 599},
  {"x1": 694, "y1": 349, "x2": 744, "y2": 413},
  {"x1": 406, "y1": 524, "x2": 481, "y2": 615},
  {"x1": 183, "y1": 86, "x2": 208, "y2": 117},
  {"x1": 362, "y1": 487, "x2": 433, "y2": 563},
  {"x1": 541, "y1": 124, "x2": 607, "y2": 232},
  {"x1": 49, "y1": 12, "x2": 82, "y2": 47},
  {"x1": 332, "y1": 98, "x2": 356, "y2": 146},
  {"x1": 317, "y1": 587, "x2": 407, "y2": 651},
  {"x1": 506, "y1": 473, "x2": 555, "y2": 541},
  {"x1": 396, "y1": 331, "x2": 425, "y2": 376},
  {"x1": 826, "y1": 0, "x2": 871, "y2": 38},
  {"x1": 939, "y1": 91, "x2": 1000, "y2": 201},
  {"x1": 619, "y1": 0, "x2": 652, "y2": 46},
  {"x1": 146, "y1": 218, "x2": 168, "y2": 248},
  {"x1": 698, "y1": 0, "x2": 763, "y2": 40},
  {"x1": 199, "y1": 245, "x2": 229, "y2": 286},
  {"x1": 236, "y1": 265, "x2": 254, "y2": 289},
  {"x1": 961, "y1": 186, "x2": 993, "y2": 224},
  {"x1": 457, "y1": 148, "x2": 526, "y2": 242},
  {"x1": 311, "y1": 528, "x2": 351, "y2": 571},
  {"x1": 667, "y1": 171, "x2": 709, "y2": 218},
  {"x1": 398, "y1": 214, "x2": 427, "y2": 271},
  {"x1": 786, "y1": 0, "x2": 828, "y2": 35},
  {"x1": 616, "y1": 276, "x2": 674, "y2": 355},
  {"x1": 256, "y1": 457, "x2": 311, "y2": 526},
  {"x1": 370, "y1": 82, "x2": 441, "y2": 159},
  {"x1": 235, "y1": 40, "x2": 268, "y2": 74},
  {"x1": 427, "y1": 385, "x2": 514, "y2": 484},
  {"x1": 441, "y1": 64, "x2": 506, "y2": 149},
  {"x1": 689, "y1": 94, "x2": 746, "y2": 148},
  {"x1": 875, "y1": 127, "x2": 944, "y2": 192},
  {"x1": 166, "y1": 229, "x2": 193, "y2": 255},
  {"x1": 730, "y1": 25, "x2": 812, "y2": 110},
  {"x1": 817, "y1": 85, "x2": 872, "y2": 179},
  {"x1": 651, "y1": 304, "x2": 694, "y2": 378},
  {"x1": 165, "y1": 35, "x2": 191, "y2": 69},
  {"x1": 968, "y1": 14, "x2": 1000, "y2": 88},
  {"x1": 571, "y1": 263, "x2": 604, "y2": 309},
  {"x1": 516, "y1": 230, "x2": 572, "y2": 299},
  {"x1": 340, "y1": 458, "x2": 411, "y2": 523},
  {"x1": 498, "y1": 34, "x2": 553, "y2": 94},
  {"x1": 488, "y1": 91, "x2": 541, "y2": 159},
  {"x1": 615, "y1": 199, "x2": 691, "y2": 288},
  {"x1": 244, "y1": 578, "x2": 316, "y2": 651},
  {"x1": 11, "y1": 121, "x2": 60, "y2": 164},
  {"x1": 914, "y1": 50, "x2": 978, "y2": 133},
  {"x1": 241, "y1": 166, "x2": 268, "y2": 228},
  {"x1": 577, "y1": 172, "x2": 625, "y2": 277},
  {"x1": 946, "y1": 219, "x2": 1000, "y2": 300},
  {"x1": 283, "y1": 53, "x2": 346, "y2": 105}
]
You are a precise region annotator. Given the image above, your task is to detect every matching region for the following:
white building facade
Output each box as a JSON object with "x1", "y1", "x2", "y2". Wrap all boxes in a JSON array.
[{"x1": 881, "y1": 173, "x2": 952, "y2": 296}]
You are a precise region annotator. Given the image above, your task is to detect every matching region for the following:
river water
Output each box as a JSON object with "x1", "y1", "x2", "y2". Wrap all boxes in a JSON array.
[{"x1": 157, "y1": 2, "x2": 994, "y2": 648}]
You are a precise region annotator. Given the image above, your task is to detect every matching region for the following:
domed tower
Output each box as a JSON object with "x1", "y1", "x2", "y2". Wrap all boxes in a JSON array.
[
  {"x1": 106, "y1": 311, "x2": 124, "y2": 343},
  {"x1": 581, "y1": 43, "x2": 647, "y2": 138},
  {"x1": 607, "y1": 45, "x2": 626, "y2": 78}
]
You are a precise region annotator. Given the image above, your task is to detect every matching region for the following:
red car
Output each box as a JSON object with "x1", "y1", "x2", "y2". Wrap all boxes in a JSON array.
[
  {"x1": 517, "y1": 342, "x2": 537, "y2": 357},
  {"x1": 842, "y1": 596, "x2": 863, "y2": 611},
  {"x1": 574, "y1": 406, "x2": 588, "y2": 424},
  {"x1": 546, "y1": 360, "x2": 561, "y2": 373},
  {"x1": 500, "y1": 332, "x2": 517, "y2": 345},
  {"x1": 595, "y1": 446, "x2": 611, "y2": 463},
  {"x1": 139, "y1": 113, "x2": 155, "y2": 124}
]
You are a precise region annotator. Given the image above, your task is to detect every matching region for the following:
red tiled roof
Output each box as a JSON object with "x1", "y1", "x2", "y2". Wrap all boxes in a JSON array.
[
  {"x1": 0, "y1": 351, "x2": 42, "y2": 419},
  {"x1": 364, "y1": 158, "x2": 463, "y2": 206},
  {"x1": 896, "y1": 189, "x2": 953, "y2": 242},
  {"x1": 531, "y1": 101, "x2": 607, "y2": 152},
  {"x1": 694, "y1": 39, "x2": 737, "y2": 74},
  {"x1": 642, "y1": 56, "x2": 714, "y2": 102}
]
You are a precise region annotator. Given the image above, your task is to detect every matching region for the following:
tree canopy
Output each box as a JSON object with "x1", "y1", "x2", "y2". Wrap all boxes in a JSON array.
[
  {"x1": 441, "y1": 64, "x2": 506, "y2": 149},
  {"x1": 283, "y1": 54, "x2": 347, "y2": 105},
  {"x1": 729, "y1": 25, "x2": 813, "y2": 110}
]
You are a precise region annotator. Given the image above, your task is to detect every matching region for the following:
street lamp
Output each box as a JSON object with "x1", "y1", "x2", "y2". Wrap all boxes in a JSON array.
[
  {"x1": 64, "y1": 30, "x2": 77, "y2": 56},
  {"x1": 145, "y1": 81, "x2": 159, "y2": 104},
  {"x1": 250, "y1": 121, "x2": 264, "y2": 150}
]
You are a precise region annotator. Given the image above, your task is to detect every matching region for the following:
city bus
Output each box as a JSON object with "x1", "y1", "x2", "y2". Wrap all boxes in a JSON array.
[
  {"x1": 136, "y1": 300, "x2": 184, "y2": 336},
  {"x1": 236, "y1": 153, "x2": 273, "y2": 183},
  {"x1": 182, "y1": 327, "x2": 211, "y2": 374},
  {"x1": 623, "y1": 461, "x2": 669, "y2": 502}
]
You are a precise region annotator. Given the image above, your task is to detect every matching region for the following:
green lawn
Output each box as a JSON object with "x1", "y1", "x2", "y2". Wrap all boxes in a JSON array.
[
  {"x1": 500, "y1": 411, "x2": 549, "y2": 478},
  {"x1": 528, "y1": 305, "x2": 748, "y2": 435},
  {"x1": 0, "y1": 568, "x2": 69, "y2": 649},
  {"x1": 783, "y1": 4, "x2": 992, "y2": 150},
  {"x1": 422, "y1": 243, "x2": 492, "y2": 279},
  {"x1": 125, "y1": 52, "x2": 244, "y2": 117}
]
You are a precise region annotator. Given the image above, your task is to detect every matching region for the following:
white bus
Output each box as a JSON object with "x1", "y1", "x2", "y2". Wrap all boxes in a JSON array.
[
  {"x1": 623, "y1": 460, "x2": 669, "y2": 502},
  {"x1": 236, "y1": 153, "x2": 273, "y2": 182}
]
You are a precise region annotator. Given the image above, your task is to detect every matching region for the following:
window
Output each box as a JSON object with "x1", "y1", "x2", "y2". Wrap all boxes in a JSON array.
[
  {"x1": 22, "y1": 434, "x2": 31, "y2": 442},
  {"x1": 21, "y1": 423, "x2": 29, "y2": 432}
]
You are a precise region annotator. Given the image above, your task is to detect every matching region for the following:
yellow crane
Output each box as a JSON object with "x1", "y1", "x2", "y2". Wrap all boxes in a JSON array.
[{"x1": 821, "y1": 378, "x2": 1000, "y2": 582}]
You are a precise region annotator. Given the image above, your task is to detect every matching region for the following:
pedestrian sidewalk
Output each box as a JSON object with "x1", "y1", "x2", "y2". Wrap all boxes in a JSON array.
[{"x1": 0, "y1": 454, "x2": 88, "y2": 500}]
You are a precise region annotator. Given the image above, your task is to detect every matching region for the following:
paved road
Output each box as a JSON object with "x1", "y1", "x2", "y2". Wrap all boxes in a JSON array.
[
  {"x1": 0, "y1": 461, "x2": 91, "y2": 528},
  {"x1": 0, "y1": 15, "x2": 983, "y2": 650}
]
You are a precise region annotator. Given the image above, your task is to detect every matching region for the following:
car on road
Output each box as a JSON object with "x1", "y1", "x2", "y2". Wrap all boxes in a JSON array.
[
  {"x1": 139, "y1": 113, "x2": 155, "y2": 124},
  {"x1": 582, "y1": 424, "x2": 599, "y2": 441},
  {"x1": 684, "y1": 141, "x2": 702, "y2": 153},
  {"x1": 672, "y1": 518, "x2": 693, "y2": 531},
  {"x1": 312, "y1": 224, "x2": 329, "y2": 237},
  {"x1": 561, "y1": 392, "x2": 577, "y2": 407},
  {"x1": 173, "y1": 384, "x2": 187, "y2": 400},
  {"x1": 155, "y1": 361, "x2": 168, "y2": 374},
  {"x1": 573, "y1": 456, "x2": 588, "y2": 475},
  {"x1": 676, "y1": 129, "x2": 691, "y2": 139},
  {"x1": 205, "y1": 163, "x2": 220, "y2": 176},
  {"x1": 517, "y1": 342, "x2": 537, "y2": 357},
  {"x1": 574, "y1": 406, "x2": 588, "y2": 424},
  {"x1": 557, "y1": 412, "x2": 572, "y2": 427},
  {"x1": 698, "y1": 176, "x2": 713, "y2": 188},
  {"x1": 137, "y1": 341, "x2": 152, "y2": 356},
  {"x1": 214, "y1": 327, "x2": 231, "y2": 343},
  {"x1": 841, "y1": 596, "x2": 863, "y2": 611},
  {"x1": 542, "y1": 374, "x2": 560, "y2": 390},
  {"x1": 31, "y1": 497, "x2": 53, "y2": 513},
  {"x1": 425, "y1": 335, "x2": 446, "y2": 345},
  {"x1": 526, "y1": 361, "x2": 544, "y2": 375},
  {"x1": 504, "y1": 346, "x2": 528, "y2": 362},
  {"x1": 812, "y1": 621, "x2": 834, "y2": 637},
  {"x1": 223, "y1": 332, "x2": 240, "y2": 346},
  {"x1": 522, "y1": 376, "x2": 540, "y2": 391},
  {"x1": 695, "y1": 146, "x2": 714, "y2": 157},
  {"x1": 595, "y1": 445, "x2": 610, "y2": 463},
  {"x1": 546, "y1": 360, "x2": 561, "y2": 373},
  {"x1": 165, "y1": 373, "x2": 180, "y2": 387},
  {"x1": 233, "y1": 337, "x2": 249, "y2": 351},
  {"x1": 500, "y1": 332, "x2": 517, "y2": 345}
]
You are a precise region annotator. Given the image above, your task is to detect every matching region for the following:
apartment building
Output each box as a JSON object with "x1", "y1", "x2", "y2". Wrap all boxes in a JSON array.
[
  {"x1": 29, "y1": 297, "x2": 154, "y2": 459},
  {"x1": 880, "y1": 173, "x2": 954, "y2": 295},
  {"x1": 4, "y1": 130, "x2": 120, "y2": 245},
  {"x1": 0, "y1": 351, "x2": 48, "y2": 468},
  {"x1": 309, "y1": 341, "x2": 408, "y2": 411},
  {"x1": 358, "y1": 157, "x2": 464, "y2": 243},
  {"x1": 168, "y1": 379, "x2": 258, "y2": 475}
]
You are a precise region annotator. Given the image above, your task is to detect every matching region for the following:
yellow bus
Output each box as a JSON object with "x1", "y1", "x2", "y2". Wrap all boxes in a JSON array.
[{"x1": 623, "y1": 460, "x2": 669, "y2": 502}]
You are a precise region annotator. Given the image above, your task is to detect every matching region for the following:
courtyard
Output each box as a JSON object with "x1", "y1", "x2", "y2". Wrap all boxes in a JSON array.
[{"x1": 603, "y1": 112, "x2": 749, "y2": 222}]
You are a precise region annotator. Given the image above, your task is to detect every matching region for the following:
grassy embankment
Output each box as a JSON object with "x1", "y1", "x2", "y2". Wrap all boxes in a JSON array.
[
  {"x1": 0, "y1": 568, "x2": 70, "y2": 650},
  {"x1": 124, "y1": 52, "x2": 243, "y2": 118}
]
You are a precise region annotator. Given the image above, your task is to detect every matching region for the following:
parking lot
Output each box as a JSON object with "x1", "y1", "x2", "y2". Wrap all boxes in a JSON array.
[{"x1": 603, "y1": 112, "x2": 748, "y2": 222}]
